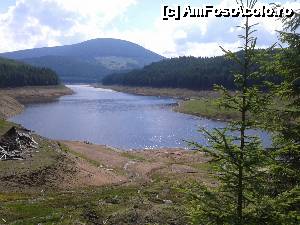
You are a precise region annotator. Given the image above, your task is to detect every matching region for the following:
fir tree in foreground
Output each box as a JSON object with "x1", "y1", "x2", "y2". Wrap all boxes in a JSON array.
[
  {"x1": 253, "y1": 8, "x2": 300, "y2": 225},
  {"x1": 186, "y1": 0, "x2": 273, "y2": 224}
]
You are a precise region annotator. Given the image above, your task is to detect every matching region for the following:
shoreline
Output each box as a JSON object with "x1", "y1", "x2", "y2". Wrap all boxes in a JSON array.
[
  {"x1": 0, "y1": 121, "x2": 210, "y2": 224},
  {"x1": 94, "y1": 84, "x2": 220, "y2": 100},
  {"x1": 0, "y1": 86, "x2": 212, "y2": 224},
  {"x1": 94, "y1": 84, "x2": 238, "y2": 121},
  {"x1": 0, "y1": 119, "x2": 209, "y2": 190},
  {"x1": 0, "y1": 85, "x2": 74, "y2": 119}
]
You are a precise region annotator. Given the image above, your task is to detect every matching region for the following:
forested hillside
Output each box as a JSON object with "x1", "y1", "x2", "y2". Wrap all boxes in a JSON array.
[
  {"x1": 102, "y1": 55, "x2": 239, "y2": 90},
  {"x1": 0, "y1": 57, "x2": 59, "y2": 87},
  {"x1": 23, "y1": 55, "x2": 110, "y2": 83}
]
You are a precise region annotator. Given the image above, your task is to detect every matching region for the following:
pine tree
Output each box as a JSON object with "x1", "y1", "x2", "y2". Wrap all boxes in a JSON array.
[
  {"x1": 269, "y1": 8, "x2": 300, "y2": 195},
  {"x1": 186, "y1": 1, "x2": 273, "y2": 224},
  {"x1": 252, "y1": 8, "x2": 300, "y2": 225}
]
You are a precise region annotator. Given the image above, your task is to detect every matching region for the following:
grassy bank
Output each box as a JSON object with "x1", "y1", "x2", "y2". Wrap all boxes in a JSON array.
[
  {"x1": 0, "y1": 119, "x2": 15, "y2": 135},
  {"x1": 175, "y1": 98, "x2": 240, "y2": 121},
  {"x1": 0, "y1": 181, "x2": 188, "y2": 225},
  {"x1": 0, "y1": 160, "x2": 211, "y2": 225}
]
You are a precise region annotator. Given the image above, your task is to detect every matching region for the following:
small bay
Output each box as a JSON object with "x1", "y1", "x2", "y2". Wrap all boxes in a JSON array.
[{"x1": 10, "y1": 85, "x2": 270, "y2": 150}]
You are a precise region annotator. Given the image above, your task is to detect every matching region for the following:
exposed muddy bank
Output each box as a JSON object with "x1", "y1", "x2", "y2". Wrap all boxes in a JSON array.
[
  {"x1": 0, "y1": 85, "x2": 73, "y2": 119},
  {"x1": 94, "y1": 84, "x2": 220, "y2": 100},
  {"x1": 0, "y1": 95, "x2": 24, "y2": 119}
]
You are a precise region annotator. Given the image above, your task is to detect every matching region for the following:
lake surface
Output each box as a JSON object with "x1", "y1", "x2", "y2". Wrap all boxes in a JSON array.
[{"x1": 10, "y1": 85, "x2": 269, "y2": 150}]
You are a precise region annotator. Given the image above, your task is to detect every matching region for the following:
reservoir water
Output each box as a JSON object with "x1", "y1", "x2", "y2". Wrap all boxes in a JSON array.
[{"x1": 10, "y1": 85, "x2": 269, "y2": 150}]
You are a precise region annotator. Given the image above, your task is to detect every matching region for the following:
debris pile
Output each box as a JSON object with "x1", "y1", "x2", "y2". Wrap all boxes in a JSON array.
[{"x1": 0, "y1": 127, "x2": 38, "y2": 160}]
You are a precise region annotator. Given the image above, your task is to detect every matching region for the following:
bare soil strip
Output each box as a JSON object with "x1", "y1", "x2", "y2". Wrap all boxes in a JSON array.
[
  {"x1": 60, "y1": 141, "x2": 213, "y2": 188},
  {"x1": 94, "y1": 84, "x2": 220, "y2": 100}
]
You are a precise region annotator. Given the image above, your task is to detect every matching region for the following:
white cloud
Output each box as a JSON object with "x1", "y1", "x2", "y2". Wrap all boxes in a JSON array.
[
  {"x1": 139, "y1": 0, "x2": 299, "y2": 57},
  {"x1": 184, "y1": 41, "x2": 242, "y2": 57},
  {"x1": 99, "y1": 0, "x2": 299, "y2": 57},
  {"x1": 0, "y1": 0, "x2": 298, "y2": 57},
  {"x1": 54, "y1": 0, "x2": 137, "y2": 39},
  {"x1": 0, "y1": 0, "x2": 137, "y2": 52}
]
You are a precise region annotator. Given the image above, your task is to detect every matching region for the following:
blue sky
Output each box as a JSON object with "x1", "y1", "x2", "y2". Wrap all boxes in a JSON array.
[
  {"x1": 0, "y1": 0, "x2": 298, "y2": 57},
  {"x1": 0, "y1": 0, "x2": 15, "y2": 12}
]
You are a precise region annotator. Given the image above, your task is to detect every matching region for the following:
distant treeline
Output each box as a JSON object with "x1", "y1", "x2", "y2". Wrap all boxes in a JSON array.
[
  {"x1": 102, "y1": 55, "x2": 239, "y2": 89},
  {"x1": 102, "y1": 52, "x2": 280, "y2": 90},
  {"x1": 0, "y1": 57, "x2": 59, "y2": 88}
]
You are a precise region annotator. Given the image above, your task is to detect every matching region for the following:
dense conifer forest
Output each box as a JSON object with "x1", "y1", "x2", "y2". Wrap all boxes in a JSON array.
[
  {"x1": 102, "y1": 55, "x2": 240, "y2": 90},
  {"x1": 0, "y1": 57, "x2": 59, "y2": 87}
]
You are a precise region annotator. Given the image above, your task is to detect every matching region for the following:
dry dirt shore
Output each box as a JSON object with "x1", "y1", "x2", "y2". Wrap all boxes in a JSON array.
[
  {"x1": 59, "y1": 141, "x2": 213, "y2": 188},
  {"x1": 0, "y1": 118, "x2": 213, "y2": 191},
  {"x1": 0, "y1": 136, "x2": 213, "y2": 191},
  {"x1": 95, "y1": 84, "x2": 220, "y2": 100},
  {"x1": 0, "y1": 85, "x2": 73, "y2": 118}
]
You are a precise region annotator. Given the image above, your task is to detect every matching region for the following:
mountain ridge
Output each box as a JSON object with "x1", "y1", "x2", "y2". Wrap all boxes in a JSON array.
[{"x1": 0, "y1": 38, "x2": 164, "y2": 83}]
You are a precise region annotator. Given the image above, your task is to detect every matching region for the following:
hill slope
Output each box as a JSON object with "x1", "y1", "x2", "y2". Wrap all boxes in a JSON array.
[
  {"x1": 0, "y1": 38, "x2": 164, "y2": 83},
  {"x1": 0, "y1": 57, "x2": 59, "y2": 88},
  {"x1": 102, "y1": 56, "x2": 237, "y2": 90}
]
